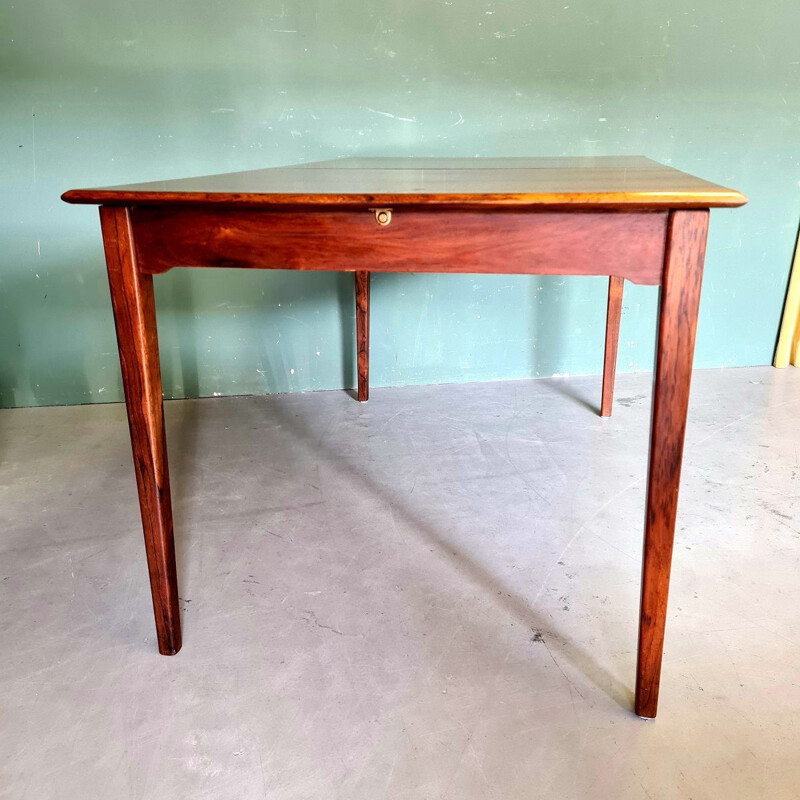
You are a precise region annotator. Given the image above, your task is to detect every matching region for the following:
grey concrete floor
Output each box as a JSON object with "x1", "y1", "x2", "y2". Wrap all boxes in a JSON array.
[{"x1": 1, "y1": 366, "x2": 800, "y2": 799}]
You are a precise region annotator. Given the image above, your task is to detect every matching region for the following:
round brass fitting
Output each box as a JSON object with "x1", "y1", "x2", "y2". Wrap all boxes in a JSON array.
[{"x1": 372, "y1": 208, "x2": 392, "y2": 226}]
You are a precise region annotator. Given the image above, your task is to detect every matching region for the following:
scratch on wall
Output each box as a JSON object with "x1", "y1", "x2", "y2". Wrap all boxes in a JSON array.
[
  {"x1": 365, "y1": 107, "x2": 416, "y2": 123},
  {"x1": 31, "y1": 110, "x2": 36, "y2": 184}
]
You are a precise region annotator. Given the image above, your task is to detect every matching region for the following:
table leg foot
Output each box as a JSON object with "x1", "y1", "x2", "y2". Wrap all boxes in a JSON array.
[
  {"x1": 100, "y1": 206, "x2": 182, "y2": 656},
  {"x1": 635, "y1": 210, "x2": 708, "y2": 717},
  {"x1": 355, "y1": 271, "x2": 370, "y2": 402}
]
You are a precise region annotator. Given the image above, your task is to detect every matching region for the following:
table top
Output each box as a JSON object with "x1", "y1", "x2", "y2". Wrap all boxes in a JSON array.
[{"x1": 62, "y1": 156, "x2": 746, "y2": 209}]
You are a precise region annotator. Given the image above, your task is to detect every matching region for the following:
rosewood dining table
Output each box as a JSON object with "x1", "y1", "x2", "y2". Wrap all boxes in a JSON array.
[{"x1": 62, "y1": 156, "x2": 746, "y2": 718}]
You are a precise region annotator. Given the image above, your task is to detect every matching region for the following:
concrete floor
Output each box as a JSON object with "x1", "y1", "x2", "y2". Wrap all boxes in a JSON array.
[{"x1": 1, "y1": 366, "x2": 799, "y2": 799}]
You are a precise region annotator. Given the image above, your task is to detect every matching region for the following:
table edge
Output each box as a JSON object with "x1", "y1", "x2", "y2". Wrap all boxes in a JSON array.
[{"x1": 61, "y1": 189, "x2": 748, "y2": 209}]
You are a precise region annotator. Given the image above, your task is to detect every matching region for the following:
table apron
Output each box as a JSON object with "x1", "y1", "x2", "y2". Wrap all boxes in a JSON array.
[{"x1": 129, "y1": 207, "x2": 668, "y2": 285}]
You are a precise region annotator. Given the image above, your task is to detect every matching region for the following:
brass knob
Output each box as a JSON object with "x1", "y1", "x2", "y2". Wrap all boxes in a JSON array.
[{"x1": 372, "y1": 208, "x2": 392, "y2": 227}]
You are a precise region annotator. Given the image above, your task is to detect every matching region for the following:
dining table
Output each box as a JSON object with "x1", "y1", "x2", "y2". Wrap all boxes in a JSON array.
[{"x1": 62, "y1": 155, "x2": 747, "y2": 717}]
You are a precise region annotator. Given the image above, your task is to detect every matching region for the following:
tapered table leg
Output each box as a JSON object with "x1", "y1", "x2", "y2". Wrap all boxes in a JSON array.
[
  {"x1": 635, "y1": 210, "x2": 708, "y2": 717},
  {"x1": 601, "y1": 276, "x2": 624, "y2": 417},
  {"x1": 355, "y1": 271, "x2": 370, "y2": 402},
  {"x1": 100, "y1": 206, "x2": 181, "y2": 655}
]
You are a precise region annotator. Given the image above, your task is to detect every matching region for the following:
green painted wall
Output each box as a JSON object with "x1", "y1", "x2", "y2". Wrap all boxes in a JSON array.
[{"x1": 2, "y1": 1, "x2": 798, "y2": 408}]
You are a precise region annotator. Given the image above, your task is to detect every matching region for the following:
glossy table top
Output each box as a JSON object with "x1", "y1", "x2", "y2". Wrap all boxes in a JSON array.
[{"x1": 62, "y1": 156, "x2": 747, "y2": 209}]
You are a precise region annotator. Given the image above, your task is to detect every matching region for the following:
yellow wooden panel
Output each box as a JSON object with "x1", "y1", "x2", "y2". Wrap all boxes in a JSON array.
[{"x1": 774, "y1": 227, "x2": 800, "y2": 368}]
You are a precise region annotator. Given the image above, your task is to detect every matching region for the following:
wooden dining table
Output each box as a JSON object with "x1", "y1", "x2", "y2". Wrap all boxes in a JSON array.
[{"x1": 62, "y1": 156, "x2": 746, "y2": 718}]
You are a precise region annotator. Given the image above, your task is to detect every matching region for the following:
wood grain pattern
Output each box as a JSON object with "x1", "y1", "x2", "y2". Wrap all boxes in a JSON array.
[
  {"x1": 635, "y1": 210, "x2": 709, "y2": 718},
  {"x1": 62, "y1": 156, "x2": 747, "y2": 209},
  {"x1": 601, "y1": 276, "x2": 624, "y2": 417},
  {"x1": 99, "y1": 206, "x2": 181, "y2": 656},
  {"x1": 131, "y1": 207, "x2": 668, "y2": 286},
  {"x1": 355, "y1": 271, "x2": 370, "y2": 402}
]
